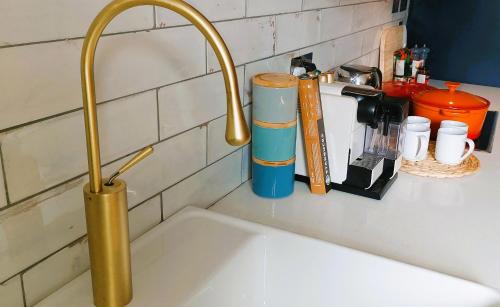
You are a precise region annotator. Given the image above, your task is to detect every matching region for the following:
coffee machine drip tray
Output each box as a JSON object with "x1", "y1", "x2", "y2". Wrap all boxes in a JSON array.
[{"x1": 330, "y1": 174, "x2": 398, "y2": 200}]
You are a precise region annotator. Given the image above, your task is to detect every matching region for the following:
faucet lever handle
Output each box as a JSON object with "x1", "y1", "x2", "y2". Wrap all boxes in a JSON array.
[{"x1": 106, "y1": 146, "x2": 154, "y2": 186}]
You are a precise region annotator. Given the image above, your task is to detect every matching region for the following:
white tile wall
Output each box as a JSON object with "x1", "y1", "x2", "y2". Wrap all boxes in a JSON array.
[
  {"x1": 207, "y1": 106, "x2": 251, "y2": 164},
  {"x1": 300, "y1": 40, "x2": 336, "y2": 71},
  {"x1": 94, "y1": 26, "x2": 206, "y2": 102},
  {"x1": 207, "y1": 17, "x2": 275, "y2": 72},
  {"x1": 158, "y1": 67, "x2": 244, "y2": 140},
  {"x1": 246, "y1": 0, "x2": 302, "y2": 17},
  {"x1": 0, "y1": 159, "x2": 7, "y2": 208},
  {"x1": 0, "y1": 276, "x2": 24, "y2": 307},
  {"x1": 162, "y1": 149, "x2": 243, "y2": 218},
  {"x1": 333, "y1": 30, "x2": 364, "y2": 67},
  {"x1": 23, "y1": 237, "x2": 90, "y2": 307},
  {"x1": 128, "y1": 196, "x2": 162, "y2": 240},
  {"x1": 0, "y1": 1, "x2": 405, "y2": 304},
  {"x1": 105, "y1": 127, "x2": 207, "y2": 209},
  {"x1": 275, "y1": 11, "x2": 321, "y2": 54},
  {"x1": 0, "y1": 0, "x2": 154, "y2": 46},
  {"x1": 320, "y1": 5, "x2": 355, "y2": 41},
  {"x1": 303, "y1": 0, "x2": 340, "y2": 10},
  {"x1": 156, "y1": 0, "x2": 245, "y2": 27},
  {"x1": 2, "y1": 91, "x2": 158, "y2": 203},
  {"x1": 0, "y1": 177, "x2": 86, "y2": 282}
]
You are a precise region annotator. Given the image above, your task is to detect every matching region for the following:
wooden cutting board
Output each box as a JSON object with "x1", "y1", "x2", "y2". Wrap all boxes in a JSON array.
[{"x1": 380, "y1": 25, "x2": 406, "y2": 82}]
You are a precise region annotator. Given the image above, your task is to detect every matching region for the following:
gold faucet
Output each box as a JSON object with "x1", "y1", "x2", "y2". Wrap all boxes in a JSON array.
[{"x1": 80, "y1": 1, "x2": 250, "y2": 306}]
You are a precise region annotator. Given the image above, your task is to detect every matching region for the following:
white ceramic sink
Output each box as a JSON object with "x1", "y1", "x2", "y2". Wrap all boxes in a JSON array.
[{"x1": 37, "y1": 207, "x2": 500, "y2": 307}]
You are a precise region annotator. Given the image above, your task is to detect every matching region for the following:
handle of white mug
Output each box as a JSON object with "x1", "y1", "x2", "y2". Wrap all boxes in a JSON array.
[
  {"x1": 415, "y1": 135, "x2": 428, "y2": 159},
  {"x1": 460, "y1": 138, "x2": 475, "y2": 162}
]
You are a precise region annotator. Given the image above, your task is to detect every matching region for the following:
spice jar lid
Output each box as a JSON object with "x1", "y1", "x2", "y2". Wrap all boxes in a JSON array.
[
  {"x1": 413, "y1": 81, "x2": 490, "y2": 110},
  {"x1": 253, "y1": 73, "x2": 299, "y2": 88}
]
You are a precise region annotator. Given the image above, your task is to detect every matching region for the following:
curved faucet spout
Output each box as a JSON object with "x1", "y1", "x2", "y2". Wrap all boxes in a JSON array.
[{"x1": 81, "y1": 0, "x2": 250, "y2": 193}]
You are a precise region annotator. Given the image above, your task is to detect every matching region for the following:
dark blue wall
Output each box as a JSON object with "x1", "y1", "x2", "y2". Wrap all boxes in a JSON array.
[{"x1": 407, "y1": 0, "x2": 500, "y2": 87}]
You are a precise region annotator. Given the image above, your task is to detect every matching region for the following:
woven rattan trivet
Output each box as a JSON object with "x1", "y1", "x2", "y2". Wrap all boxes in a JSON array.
[{"x1": 401, "y1": 142, "x2": 480, "y2": 178}]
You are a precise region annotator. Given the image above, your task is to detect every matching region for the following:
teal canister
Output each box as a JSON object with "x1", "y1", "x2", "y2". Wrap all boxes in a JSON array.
[
  {"x1": 252, "y1": 121, "x2": 297, "y2": 162},
  {"x1": 252, "y1": 73, "x2": 299, "y2": 123}
]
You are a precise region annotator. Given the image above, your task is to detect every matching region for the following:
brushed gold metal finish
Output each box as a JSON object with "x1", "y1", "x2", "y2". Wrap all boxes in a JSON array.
[
  {"x1": 84, "y1": 180, "x2": 131, "y2": 307},
  {"x1": 106, "y1": 146, "x2": 153, "y2": 185},
  {"x1": 80, "y1": 1, "x2": 250, "y2": 306},
  {"x1": 82, "y1": 0, "x2": 250, "y2": 193}
]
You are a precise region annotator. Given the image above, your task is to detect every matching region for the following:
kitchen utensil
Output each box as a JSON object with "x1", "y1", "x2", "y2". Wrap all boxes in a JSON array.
[
  {"x1": 334, "y1": 64, "x2": 382, "y2": 89},
  {"x1": 440, "y1": 120, "x2": 468, "y2": 133},
  {"x1": 402, "y1": 125, "x2": 430, "y2": 161},
  {"x1": 412, "y1": 82, "x2": 490, "y2": 139},
  {"x1": 435, "y1": 127, "x2": 475, "y2": 165},
  {"x1": 380, "y1": 25, "x2": 405, "y2": 82}
]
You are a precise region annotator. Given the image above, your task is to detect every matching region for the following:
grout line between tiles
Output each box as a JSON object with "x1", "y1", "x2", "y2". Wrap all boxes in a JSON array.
[
  {"x1": 155, "y1": 88, "x2": 161, "y2": 142},
  {"x1": 20, "y1": 273, "x2": 27, "y2": 307},
  {"x1": 0, "y1": 17, "x2": 391, "y2": 135},
  {"x1": 152, "y1": 6, "x2": 157, "y2": 29},
  {"x1": 0, "y1": 146, "x2": 11, "y2": 206},
  {"x1": 159, "y1": 193, "x2": 164, "y2": 221}
]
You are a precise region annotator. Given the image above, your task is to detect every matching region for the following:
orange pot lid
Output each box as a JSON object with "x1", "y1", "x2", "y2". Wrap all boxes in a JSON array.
[{"x1": 413, "y1": 81, "x2": 490, "y2": 110}]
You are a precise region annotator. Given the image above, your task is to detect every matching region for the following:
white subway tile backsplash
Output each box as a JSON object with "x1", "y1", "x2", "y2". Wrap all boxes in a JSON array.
[
  {"x1": 0, "y1": 26, "x2": 205, "y2": 131},
  {"x1": 23, "y1": 237, "x2": 90, "y2": 307},
  {"x1": 361, "y1": 26, "x2": 383, "y2": 54},
  {"x1": 94, "y1": 26, "x2": 206, "y2": 102},
  {"x1": 352, "y1": 1, "x2": 393, "y2": 32},
  {"x1": 129, "y1": 196, "x2": 162, "y2": 240},
  {"x1": 2, "y1": 91, "x2": 158, "y2": 203},
  {"x1": 246, "y1": 0, "x2": 302, "y2": 17},
  {"x1": 0, "y1": 39, "x2": 82, "y2": 130},
  {"x1": 300, "y1": 40, "x2": 336, "y2": 71},
  {"x1": 0, "y1": 276, "x2": 24, "y2": 307},
  {"x1": 0, "y1": 0, "x2": 154, "y2": 46},
  {"x1": 162, "y1": 150, "x2": 242, "y2": 219},
  {"x1": 207, "y1": 17, "x2": 275, "y2": 72},
  {"x1": 275, "y1": 11, "x2": 321, "y2": 54},
  {"x1": 333, "y1": 31, "x2": 364, "y2": 66},
  {"x1": 105, "y1": 127, "x2": 207, "y2": 209},
  {"x1": 243, "y1": 52, "x2": 299, "y2": 104},
  {"x1": 207, "y1": 106, "x2": 251, "y2": 164},
  {"x1": 320, "y1": 5, "x2": 355, "y2": 41},
  {"x1": 303, "y1": 0, "x2": 340, "y2": 10},
  {"x1": 340, "y1": 0, "x2": 374, "y2": 5},
  {"x1": 156, "y1": 0, "x2": 245, "y2": 27},
  {"x1": 0, "y1": 159, "x2": 7, "y2": 208},
  {"x1": 158, "y1": 67, "x2": 244, "y2": 140},
  {"x1": 0, "y1": 176, "x2": 86, "y2": 283}
]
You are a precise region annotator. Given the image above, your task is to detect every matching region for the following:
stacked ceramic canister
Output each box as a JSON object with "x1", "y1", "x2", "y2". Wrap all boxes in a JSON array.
[{"x1": 251, "y1": 73, "x2": 299, "y2": 198}]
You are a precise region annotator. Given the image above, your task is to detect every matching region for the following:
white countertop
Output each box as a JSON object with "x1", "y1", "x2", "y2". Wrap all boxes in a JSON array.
[{"x1": 212, "y1": 82, "x2": 500, "y2": 290}]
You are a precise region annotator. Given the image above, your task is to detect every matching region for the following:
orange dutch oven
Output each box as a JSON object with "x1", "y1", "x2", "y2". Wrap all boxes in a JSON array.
[{"x1": 412, "y1": 81, "x2": 490, "y2": 140}]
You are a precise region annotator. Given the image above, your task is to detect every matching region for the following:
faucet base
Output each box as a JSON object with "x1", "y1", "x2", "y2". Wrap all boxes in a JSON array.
[{"x1": 84, "y1": 179, "x2": 133, "y2": 307}]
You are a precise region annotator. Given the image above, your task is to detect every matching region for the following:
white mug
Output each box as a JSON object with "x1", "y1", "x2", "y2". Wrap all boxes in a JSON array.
[
  {"x1": 403, "y1": 126, "x2": 430, "y2": 161},
  {"x1": 440, "y1": 120, "x2": 468, "y2": 134},
  {"x1": 407, "y1": 116, "x2": 431, "y2": 129},
  {"x1": 435, "y1": 127, "x2": 475, "y2": 165}
]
